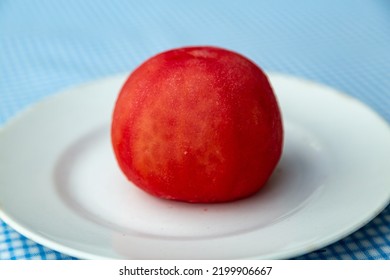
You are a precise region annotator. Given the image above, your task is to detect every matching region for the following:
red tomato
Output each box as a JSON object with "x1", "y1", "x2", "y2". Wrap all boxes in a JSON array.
[{"x1": 111, "y1": 46, "x2": 283, "y2": 203}]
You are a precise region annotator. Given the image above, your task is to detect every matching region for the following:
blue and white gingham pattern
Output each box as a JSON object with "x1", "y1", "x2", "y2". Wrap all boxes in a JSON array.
[
  {"x1": 0, "y1": 221, "x2": 75, "y2": 260},
  {"x1": 0, "y1": 0, "x2": 389, "y2": 260}
]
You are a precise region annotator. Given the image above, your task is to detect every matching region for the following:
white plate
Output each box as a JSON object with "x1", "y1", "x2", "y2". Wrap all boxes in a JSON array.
[{"x1": 0, "y1": 73, "x2": 389, "y2": 259}]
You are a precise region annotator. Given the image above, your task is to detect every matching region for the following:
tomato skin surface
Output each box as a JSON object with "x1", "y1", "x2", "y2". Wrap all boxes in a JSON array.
[{"x1": 111, "y1": 46, "x2": 283, "y2": 203}]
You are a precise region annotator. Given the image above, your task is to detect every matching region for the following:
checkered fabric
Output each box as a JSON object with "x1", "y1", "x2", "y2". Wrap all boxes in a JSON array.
[{"x1": 0, "y1": 0, "x2": 389, "y2": 259}]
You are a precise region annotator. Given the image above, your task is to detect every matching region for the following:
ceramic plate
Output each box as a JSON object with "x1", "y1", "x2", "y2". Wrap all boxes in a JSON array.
[{"x1": 1, "y1": 73, "x2": 389, "y2": 259}]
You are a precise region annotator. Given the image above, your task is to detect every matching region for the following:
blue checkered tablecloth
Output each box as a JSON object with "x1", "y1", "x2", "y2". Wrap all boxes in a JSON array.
[{"x1": 0, "y1": 0, "x2": 389, "y2": 260}]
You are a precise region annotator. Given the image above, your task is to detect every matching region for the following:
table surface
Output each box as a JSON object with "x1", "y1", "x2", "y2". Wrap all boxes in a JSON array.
[{"x1": 0, "y1": 0, "x2": 389, "y2": 260}]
